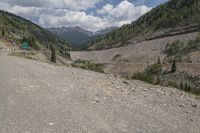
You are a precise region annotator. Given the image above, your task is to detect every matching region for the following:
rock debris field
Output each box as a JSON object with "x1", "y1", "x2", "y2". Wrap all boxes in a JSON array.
[{"x1": 0, "y1": 52, "x2": 200, "y2": 133}]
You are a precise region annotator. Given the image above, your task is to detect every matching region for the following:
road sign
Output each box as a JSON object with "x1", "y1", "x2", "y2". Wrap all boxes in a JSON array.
[{"x1": 21, "y1": 42, "x2": 29, "y2": 49}]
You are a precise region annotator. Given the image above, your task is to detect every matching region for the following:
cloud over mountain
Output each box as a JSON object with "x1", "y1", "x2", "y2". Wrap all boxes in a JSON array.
[{"x1": 0, "y1": 0, "x2": 152, "y2": 31}]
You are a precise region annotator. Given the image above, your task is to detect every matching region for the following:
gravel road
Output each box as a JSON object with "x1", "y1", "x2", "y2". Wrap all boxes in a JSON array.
[{"x1": 0, "y1": 52, "x2": 200, "y2": 133}]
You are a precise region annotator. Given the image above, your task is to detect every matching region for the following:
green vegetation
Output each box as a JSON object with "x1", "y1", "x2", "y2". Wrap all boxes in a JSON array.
[
  {"x1": 72, "y1": 60, "x2": 104, "y2": 73},
  {"x1": 171, "y1": 59, "x2": 177, "y2": 73},
  {"x1": 1, "y1": 29, "x2": 5, "y2": 36},
  {"x1": 0, "y1": 10, "x2": 71, "y2": 51},
  {"x1": 58, "y1": 45, "x2": 71, "y2": 59},
  {"x1": 22, "y1": 36, "x2": 40, "y2": 50},
  {"x1": 132, "y1": 63, "x2": 200, "y2": 95},
  {"x1": 50, "y1": 44, "x2": 56, "y2": 63},
  {"x1": 89, "y1": 0, "x2": 200, "y2": 50},
  {"x1": 164, "y1": 34, "x2": 200, "y2": 62},
  {"x1": 157, "y1": 57, "x2": 161, "y2": 64},
  {"x1": 132, "y1": 64, "x2": 163, "y2": 85},
  {"x1": 9, "y1": 51, "x2": 36, "y2": 60}
]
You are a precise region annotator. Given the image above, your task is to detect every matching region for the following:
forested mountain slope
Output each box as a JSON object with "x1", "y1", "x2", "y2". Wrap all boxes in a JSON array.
[
  {"x1": 0, "y1": 10, "x2": 71, "y2": 50},
  {"x1": 88, "y1": 0, "x2": 200, "y2": 50}
]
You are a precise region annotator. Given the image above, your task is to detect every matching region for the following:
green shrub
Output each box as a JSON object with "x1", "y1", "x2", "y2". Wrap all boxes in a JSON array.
[
  {"x1": 171, "y1": 59, "x2": 177, "y2": 73},
  {"x1": 50, "y1": 44, "x2": 56, "y2": 63},
  {"x1": 132, "y1": 64, "x2": 163, "y2": 84},
  {"x1": 157, "y1": 56, "x2": 161, "y2": 64},
  {"x1": 72, "y1": 60, "x2": 104, "y2": 73},
  {"x1": 167, "y1": 81, "x2": 178, "y2": 88},
  {"x1": 2, "y1": 29, "x2": 5, "y2": 36},
  {"x1": 165, "y1": 37, "x2": 200, "y2": 63}
]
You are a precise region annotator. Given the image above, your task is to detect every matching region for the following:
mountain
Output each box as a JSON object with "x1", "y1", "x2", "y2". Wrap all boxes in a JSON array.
[
  {"x1": 47, "y1": 26, "x2": 94, "y2": 37},
  {"x1": 95, "y1": 26, "x2": 118, "y2": 36},
  {"x1": 88, "y1": 0, "x2": 200, "y2": 50},
  {"x1": 0, "y1": 10, "x2": 71, "y2": 50},
  {"x1": 47, "y1": 26, "x2": 118, "y2": 50},
  {"x1": 47, "y1": 26, "x2": 93, "y2": 50}
]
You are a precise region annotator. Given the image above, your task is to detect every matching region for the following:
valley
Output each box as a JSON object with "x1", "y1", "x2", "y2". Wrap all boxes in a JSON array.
[
  {"x1": 0, "y1": 0, "x2": 200, "y2": 132},
  {"x1": 47, "y1": 26, "x2": 118, "y2": 50}
]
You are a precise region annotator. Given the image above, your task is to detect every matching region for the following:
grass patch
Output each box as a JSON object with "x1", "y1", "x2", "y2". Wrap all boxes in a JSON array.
[
  {"x1": 9, "y1": 51, "x2": 36, "y2": 59},
  {"x1": 164, "y1": 35, "x2": 200, "y2": 63},
  {"x1": 132, "y1": 63, "x2": 200, "y2": 95},
  {"x1": 132, "y1": 64, "x2": 162, "y2": 85},
  {"x1": 72, "y1": 59, "x2": 104, "y2": 73}
]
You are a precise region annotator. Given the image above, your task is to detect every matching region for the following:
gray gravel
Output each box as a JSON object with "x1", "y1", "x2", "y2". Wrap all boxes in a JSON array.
[{"x1": 0, "y1": 52, "x2": 200, "y2": 133}]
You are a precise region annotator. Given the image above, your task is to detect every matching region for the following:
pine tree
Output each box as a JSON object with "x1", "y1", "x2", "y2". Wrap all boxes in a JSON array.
[
  {"x1": 188, "y1": 84, "x2": 191, "y2": 92},
  {"x1": 171, "y1": 59, "x2": 177, "y2": 73},
  {"x1": 180, "y1": 82, "x2": 183, "y2": 89},
  {"x1": 2, "y1": 29, "x2": 5, "y2": 36},
  {"x1": 184, "y1": 83, "x2": 188, "y2": 91},
  {"x1": 50, "y1": 44, "x2": 56, "y2": 63},
  {"x1": 157, "y1": 56, "x2": 161, "y2": 64}
]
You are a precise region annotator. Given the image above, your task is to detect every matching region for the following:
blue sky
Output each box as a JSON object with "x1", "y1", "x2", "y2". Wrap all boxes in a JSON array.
[
  {"x1": 96, "y1": 0, "x2": 167, "y2": 7},
  {"x1": 0, "y1": 0, "x2": 168, "y2": 31}
]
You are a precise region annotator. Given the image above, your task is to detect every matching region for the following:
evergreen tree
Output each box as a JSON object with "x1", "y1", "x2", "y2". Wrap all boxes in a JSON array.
[
  {"x1": 50, "y1": 44, "x2": 56, "y2": 63},
  {"x1": 2, "y1": 29, "x2": 5, "y2": 36},
  {"x1": 184, "y1": 83, "x2": 188, "y2": 91},
  {"x1": 180, "y1": 82, "x2": 184, "y2": 89},
  {"x1": 171, "y1": 59, "x2": 177, "y2": 73},
  {"x1": 157, "y1": 56, "x2": 161, "y2": 64},
  {"x1": 187, "y1": 84, "x2": 191, "y2": 92}
]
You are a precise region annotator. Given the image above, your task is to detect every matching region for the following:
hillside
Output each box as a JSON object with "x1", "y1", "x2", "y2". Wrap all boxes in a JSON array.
[
  {"x1": 95, "y1": 26, "x2": 118, "y2": 36},
  {"x1": 0, "y1": 10, "x2": 71, "y2": 50},
  {"x1": 71, "y1": 31, "x2": 200, "y2": 95},
  {"x1": 88, "y1": 0, "x2": 200, "y2": 50}
]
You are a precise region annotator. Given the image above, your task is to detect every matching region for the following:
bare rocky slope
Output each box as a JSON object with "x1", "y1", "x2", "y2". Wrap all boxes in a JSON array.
[
  {"x1": 71, "y1": 32, "x2": 200, "y2": 76},
  {"x1": 71, "y1": 32, "x2": 199, "y2": 64},
  {"x1": 0, "y1": 52, "x2": 200, "y2": 133}
]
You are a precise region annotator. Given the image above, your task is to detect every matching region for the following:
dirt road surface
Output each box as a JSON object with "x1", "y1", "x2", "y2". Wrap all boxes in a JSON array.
[{"x1": 0, "y1": 52, "x2": 200, "y2": 133}]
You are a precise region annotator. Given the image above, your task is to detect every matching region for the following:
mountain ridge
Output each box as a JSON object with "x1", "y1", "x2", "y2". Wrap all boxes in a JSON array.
[
  {"x1": 87, "y1": 0, "x2": 200, "y2": 50},
  {"x1": 47, "y1": 26, "x2": 118, "y2": 50}
]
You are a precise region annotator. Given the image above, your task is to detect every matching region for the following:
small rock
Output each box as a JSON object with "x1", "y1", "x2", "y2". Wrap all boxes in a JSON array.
[
  {"x1": 179, "y1": 104, "x2": 184, "y2": 108},
  {"x1": 192, "y1": 104, "x2": 197, "y2": 108},
  {"x1": 93, "y1": 100, "x2": 100, "y2": 103},
  {"x1": 122, "y1": 81, "x2": 129, "y2": 85},
  {"x1": 91, "y1": 97, "x2": 100, "y2": 103},
  {"x1": 95, "y1": 93, "x2": 101, "y2": 97},
  {"x1": 49, "y1": 123, "x2": 54, "y2": 126},
  {"x1": 143, "y1": 89, "x2": 147, "y2": 91}
]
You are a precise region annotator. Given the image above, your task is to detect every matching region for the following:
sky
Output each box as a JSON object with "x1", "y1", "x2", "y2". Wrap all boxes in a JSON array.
[{"x1": 0, "y1": 0, "x2": 168, "y2": 32}]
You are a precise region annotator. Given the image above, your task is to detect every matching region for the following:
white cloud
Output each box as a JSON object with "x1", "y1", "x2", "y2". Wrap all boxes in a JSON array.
[
  {"x1": 0, "y1": 0, "x2": 152, "y2": 32},
  {"x1": 0, "y1": 0, "x2": 102, "y2": 11},
  {"x1": 38, "y1": 10, "x2": 108, "y2": 31},
  {"x1": 97, "y1": 0, "x2": 151, "y2": 26}
]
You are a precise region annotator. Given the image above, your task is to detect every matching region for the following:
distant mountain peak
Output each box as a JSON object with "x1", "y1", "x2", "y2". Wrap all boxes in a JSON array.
[
  {"x1": 47, "y1": 26, "x2": 94, "y2": 37},
  {"x1": 95, "y1": 26, "x2": 118, "y2": 35},
  {"x1": 47, "y1": 26, "x2": 118, "y2": 50}
]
